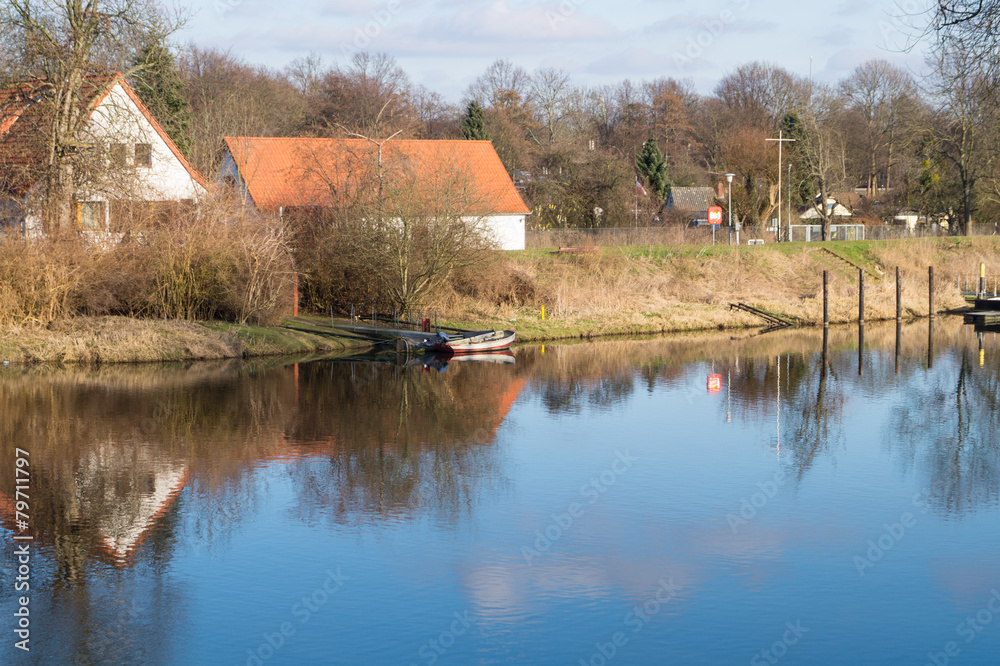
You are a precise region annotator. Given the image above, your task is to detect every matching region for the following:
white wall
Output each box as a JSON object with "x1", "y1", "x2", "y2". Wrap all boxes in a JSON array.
[
  {"x1": 84, "y1": 83, "x2": 204, "y2": 203},
  {"x1": 480, "y1": 214, "x2": 526, "y2": 251}
]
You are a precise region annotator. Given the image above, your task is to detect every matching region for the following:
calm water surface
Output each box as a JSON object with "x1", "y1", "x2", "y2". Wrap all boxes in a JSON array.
[{"x1": 2, "y1": 321, "x2": 999, "y2": 665}]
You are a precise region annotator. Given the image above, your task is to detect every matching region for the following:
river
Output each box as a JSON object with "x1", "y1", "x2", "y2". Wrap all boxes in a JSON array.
[{"x1": 1, "y1": 320, "x2": 999, "y2": 665}]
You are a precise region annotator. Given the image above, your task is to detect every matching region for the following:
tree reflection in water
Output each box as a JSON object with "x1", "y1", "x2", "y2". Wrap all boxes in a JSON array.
[{"x1": 1, "y1": 321, "x2": 998, "y2": 662}]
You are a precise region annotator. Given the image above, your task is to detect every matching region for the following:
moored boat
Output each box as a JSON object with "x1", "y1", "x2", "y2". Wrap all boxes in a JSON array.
[{"x1": 434, "y1": 329, "x2": 516, "y2": 354}]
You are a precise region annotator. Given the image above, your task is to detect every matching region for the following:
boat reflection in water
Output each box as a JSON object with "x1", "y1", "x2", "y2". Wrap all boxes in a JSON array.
[{"x1": 345, "y1": 348, "x2": 517, "y2": 372}]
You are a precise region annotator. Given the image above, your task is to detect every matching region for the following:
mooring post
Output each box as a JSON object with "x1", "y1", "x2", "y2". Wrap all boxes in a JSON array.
[
  {"x1": 896, "y1": 266, "x2": 902, "y2": 322},
  {"x1": 823, "y1": 270, "x2": 829, "y2": 328},
  {"x1": 859, "y1": 268, "x2": 865, "y2": 324},
  {"x1": 980, "y1": 263, "x2": 986, "y2": 298},
  {"x1": 929, "y1": 266, "x2": 935, "y2": 319}
]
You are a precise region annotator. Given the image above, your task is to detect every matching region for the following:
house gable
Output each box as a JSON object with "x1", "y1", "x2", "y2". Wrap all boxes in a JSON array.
[{"x1": 1, "y1": 72, "x2": 205, "y2": 204}]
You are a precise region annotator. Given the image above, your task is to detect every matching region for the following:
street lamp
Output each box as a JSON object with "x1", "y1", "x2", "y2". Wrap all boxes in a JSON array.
[{"x1": 725, "y1": 173, "x2": 735, "y2": 246}]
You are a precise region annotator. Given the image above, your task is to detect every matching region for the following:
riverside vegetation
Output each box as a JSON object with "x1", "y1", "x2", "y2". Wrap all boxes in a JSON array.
[
  {"x1": 440, "y1": 236, "x2": 997, "y2": 341},
  {"x1": 1, "y1": 233, "x2": 995, "y2": 363}
]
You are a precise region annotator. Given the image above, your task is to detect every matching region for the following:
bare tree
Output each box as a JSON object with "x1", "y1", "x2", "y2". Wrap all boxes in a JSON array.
[
  {"x1": 840, "y1": 59, "x2": 919, "y2": 196},
  {"x1": 718, "y1": 124, "x2": 779, "y2": 232},
  {"x1": 308, "y1": 51, "x2": 416, "y2": 139},
  {"x1": 932, "y1": 1, "x2": 1000, "y2": 78},
  {"x1": 924, "y1": 41, "x2": 1000, "y2": 234},
  {"x1": 178, "y1": 47, "x2": 307, "y2": 175},
  {"x1": 529, "y1": 67, "x2": 571, "y2": 145},
  {"x1": 794, "y1": 87, "x2": 850, "y2": 240},
  {"x1": 466, "y1": 58, "x2": 531, "y2": 109},
  {"x1": 290, "y1": 144, "x2": 498, "y2": 311},
  {"x1": 714, "y1": 62, "x2": 810, "y2": 130}
]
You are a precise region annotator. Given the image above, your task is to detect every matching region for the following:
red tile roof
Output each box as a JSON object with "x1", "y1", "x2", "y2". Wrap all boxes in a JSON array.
[
  {"x1": 0, "y1": 72, "x2": 205, "y2": 196},
  {"x1": 223, "y1": 137, "x2": 530, "y2": 216}
]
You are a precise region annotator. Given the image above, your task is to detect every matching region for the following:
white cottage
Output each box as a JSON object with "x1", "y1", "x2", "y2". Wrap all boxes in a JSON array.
[
  {"x1": 0, "y1": 72, "x2": 205, "y2": 239},
  {"x1": 218, "y1": 137, "x2": 529, "y2": 251}
]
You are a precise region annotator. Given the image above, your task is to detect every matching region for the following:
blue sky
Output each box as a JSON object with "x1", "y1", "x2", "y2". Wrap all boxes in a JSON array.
[{"x1": 181, "y1": 0, "x2": 934, "y2": 100}]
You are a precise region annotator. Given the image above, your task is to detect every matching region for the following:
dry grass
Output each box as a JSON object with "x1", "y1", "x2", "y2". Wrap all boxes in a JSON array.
[
  {"x1": 0, "y1": 317, "x2": 242, "y2": 363},
  {"x1": 434, "y1": 237, "x2": 1000, "y2": 339},
  {"x1": 0, "y1": 198, "x2": 294, "y2": 328}
]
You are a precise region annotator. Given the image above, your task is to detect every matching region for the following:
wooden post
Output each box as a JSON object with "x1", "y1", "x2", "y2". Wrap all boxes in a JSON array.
[
  {"x1": 293, "y1": 272, "x2": 299, "y2": 318},
  {"x1": 896, "y1": 266, "x2": 902, "y2": 322},
  {"x1": 929, "y1": 266, "x2": 935, "y2": 319},
  {"x1": 859, "y1": 268, "x2": 865, "y2": 324},
  {"x1": 823, "y1": 270, "x2": 829, "y2": 328}
]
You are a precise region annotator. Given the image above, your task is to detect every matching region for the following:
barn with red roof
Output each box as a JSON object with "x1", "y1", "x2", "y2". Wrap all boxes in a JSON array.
[{"x1": 219, "y1": 136, "x2": 530, "y2": 250}]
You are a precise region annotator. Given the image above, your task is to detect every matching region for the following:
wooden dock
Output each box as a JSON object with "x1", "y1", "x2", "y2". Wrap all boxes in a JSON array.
[{"x1": 963, "y1": 297, "x2": 1000, "y2": 325}]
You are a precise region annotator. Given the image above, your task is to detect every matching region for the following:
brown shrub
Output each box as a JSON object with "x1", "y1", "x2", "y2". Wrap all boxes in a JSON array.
[
  {"x1": 451, "y1": 256, "x2": 538, "y2": 306},
  {"x1": 1, "y1": 197, "x2": 294, "y2": 327},
  {"x1": 0, "y1": 238, "x2": 93, "y2": 326}
]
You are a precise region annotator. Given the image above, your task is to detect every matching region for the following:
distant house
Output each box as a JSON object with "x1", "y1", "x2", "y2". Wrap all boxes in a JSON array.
[
  {"x1": 893, "y1": 210, "x2": 927, "y2": 229},
  {"x1": 218, "y1": 137, "x2": 531, "y2": 251},
  {"x1": 798, "y1": 198, "x2": 853, "y2": 222},
  {"x1": 0, "y1": 72, "x2": 206, "y2": 239},
  {"x1": 663, "y1": 187, "x2": 718, "y2": 225}
]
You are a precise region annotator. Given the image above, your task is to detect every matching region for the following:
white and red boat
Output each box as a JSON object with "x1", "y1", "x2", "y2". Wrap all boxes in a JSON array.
[{"x1": 434, "y1": 329, "x2": 516, "y2": 354}]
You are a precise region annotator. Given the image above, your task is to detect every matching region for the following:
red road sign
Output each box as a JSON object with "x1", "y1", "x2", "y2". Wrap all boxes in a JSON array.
[{"x1": 708, "y1": 206, "x2": 723, "y2": 225}]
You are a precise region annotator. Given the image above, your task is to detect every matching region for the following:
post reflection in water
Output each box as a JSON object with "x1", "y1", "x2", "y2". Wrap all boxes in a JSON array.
[
  {"x1": 0, "y1": 320, "x2": 999, "y2": 664},
  {"x1": 858, "y1": 322, "x2": 865, "y2": 376}
]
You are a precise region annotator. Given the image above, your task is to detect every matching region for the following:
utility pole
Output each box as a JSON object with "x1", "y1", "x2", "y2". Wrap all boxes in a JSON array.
[{"x1": 766, "y1": 131, "x2": 795, "y2": 242}]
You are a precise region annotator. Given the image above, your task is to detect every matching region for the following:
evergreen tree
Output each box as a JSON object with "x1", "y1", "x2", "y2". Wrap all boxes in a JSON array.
[
  {"x1": 130, "y1": 41, "x2": 191, "y2": 156},
  {"x1": 635, "y1": 135, "x2": 669, "y2": 199},
  {"x1": 461, "y1": 101, "x2": 490, "y2": 140},
  {"x1": 780, "y1": 113, "x2": 815, "y2": 206}
]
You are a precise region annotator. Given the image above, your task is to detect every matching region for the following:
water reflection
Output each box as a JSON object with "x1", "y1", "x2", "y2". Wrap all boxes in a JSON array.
[{"x1": 1, "y1": 321, "x2": 999, "y2": 663}]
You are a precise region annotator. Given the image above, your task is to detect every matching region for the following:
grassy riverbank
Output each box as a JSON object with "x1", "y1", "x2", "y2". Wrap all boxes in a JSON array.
[
  {"x1": 0, "y1": 316, "x2": 351, "y2": 364},
  {"x1": 3, "y1": 237, "x2": 995, "y2": 362},
  {"x1": 438, "y1": 236, "x2": 997, "y2": 341}
]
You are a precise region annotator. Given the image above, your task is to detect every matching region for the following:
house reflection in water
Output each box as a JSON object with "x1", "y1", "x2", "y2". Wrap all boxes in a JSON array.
[{"x1": 0, "y1": 355, "x2": 527, "y2": 573}]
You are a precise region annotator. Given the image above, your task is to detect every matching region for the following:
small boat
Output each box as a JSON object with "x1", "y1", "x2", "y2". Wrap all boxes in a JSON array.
[
  {"x1": 434, "y1": 329, "x2": 516, "y2": 354},
  {"x1": 330, "y1": 317, "x2": 515, "y2": 353}
]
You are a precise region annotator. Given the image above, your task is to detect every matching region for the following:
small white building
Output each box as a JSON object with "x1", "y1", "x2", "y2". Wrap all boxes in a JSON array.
[
  {"x1": 0, "y1": 72, "x2": 206, "y2": 240},
  {"x1": 218, "y1": 137, "x2": 530, "y2": 251},
  {"x1": 799, "y1": 198, "x2": 853, "y2": 221}
]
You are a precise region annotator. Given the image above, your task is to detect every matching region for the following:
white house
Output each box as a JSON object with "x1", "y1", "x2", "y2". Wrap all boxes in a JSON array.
[
  {"x1": 0, "y1": 72, "x2": 206, "y2": 240},
  {"x1": 799, "y1": 198, "x2": 853, "y2": 221},
  {"x1": 218, "y1": 137, "x2": 530, "y2": 251}
]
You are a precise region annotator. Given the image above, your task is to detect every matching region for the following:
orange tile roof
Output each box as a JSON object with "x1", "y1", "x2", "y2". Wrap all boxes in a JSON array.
[
  {"x1": 0, "y1": 72, "x2": 205, "y2": 196},
  {"x1": 223, "y1": 137, "x2": 530, "y2": 216}
]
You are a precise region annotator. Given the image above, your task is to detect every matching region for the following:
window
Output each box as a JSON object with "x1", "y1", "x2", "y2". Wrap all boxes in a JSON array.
[
  {"x1": 110, "y1": 143, "x2": 129, "y2": 167},
  {"x1": 134, "y1": 143, "x2": 152, "y2": 168},
  {"x1": 78, "y1": 202, "x2": 106, "y2": 230}
]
